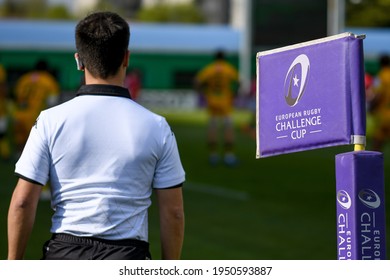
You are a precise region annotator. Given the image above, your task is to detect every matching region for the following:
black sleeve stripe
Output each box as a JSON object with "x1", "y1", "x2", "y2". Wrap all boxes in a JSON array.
[
  {"x1": 153, "y1": 183, "x2": 183, "y2": 190},
  {"x1": 15, "y1": 173, "x2": 44, "y2": 186}
]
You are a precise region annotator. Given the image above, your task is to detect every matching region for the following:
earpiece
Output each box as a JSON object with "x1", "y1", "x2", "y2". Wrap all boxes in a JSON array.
[{"x1": 74, "y1": 53, "x2": 84, "y2": 71}]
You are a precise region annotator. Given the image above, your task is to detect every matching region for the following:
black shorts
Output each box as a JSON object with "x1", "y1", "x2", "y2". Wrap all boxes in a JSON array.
[{"x1": 41, "y1": 233, "x2": 151, "y2": 260}]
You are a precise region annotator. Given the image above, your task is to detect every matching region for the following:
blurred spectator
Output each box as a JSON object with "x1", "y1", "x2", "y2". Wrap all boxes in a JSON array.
[
  {"x1": 13, "y1": 60, "x2": 60, "y2": 155},
  {"x1": 124, "y1": 69, "x2": 142, "y2": 101},
  {"x1": 13, "y1": 60, "x2": 60, "y2": 200},
  {"x1": 365, "y1": 72, "x2": 376, "y2": 140},
  {"x1": 365, "y1": 72, "x2": 375, "y2": 106},
  {"x1": 370, "y1": 55, "x2": 390, "y2": 151},
  {"x1": 194, "y1": 50, "x2": 239, "y2": 166},
  {"x1": 0, "y1": 62, "x2": 11, "y2": 160},
  {"x1": 240, "y1": 78, "x2": 257, "y2": 140}
]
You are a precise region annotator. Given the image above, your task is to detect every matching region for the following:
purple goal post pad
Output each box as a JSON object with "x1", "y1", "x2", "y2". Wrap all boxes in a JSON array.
[
  {"x1": 256, "y1": 33, "x2": 366, "y2": 158},
  {"x1": 335, "y1": 151, "x2": 386, "y2": 260}
]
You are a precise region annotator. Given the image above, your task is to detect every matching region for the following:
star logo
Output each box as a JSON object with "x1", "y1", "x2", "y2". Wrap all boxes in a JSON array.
[
  {"x1": 293, "y1": 75, "x2": 300, "y2": 87},
  {"x1": 284, "y1": 54, "x2": 310, "y2": 107}
]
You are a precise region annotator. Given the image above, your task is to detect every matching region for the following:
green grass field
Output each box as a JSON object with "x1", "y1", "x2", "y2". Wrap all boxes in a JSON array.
[{"x1": 1, "y1": 109, "x2": 389, "y2": 259}]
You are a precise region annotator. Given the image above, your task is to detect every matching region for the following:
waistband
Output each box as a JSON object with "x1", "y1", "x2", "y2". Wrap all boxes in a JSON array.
[{"x1": 52, "y1": 233, "x2": 149, "y2": 249}]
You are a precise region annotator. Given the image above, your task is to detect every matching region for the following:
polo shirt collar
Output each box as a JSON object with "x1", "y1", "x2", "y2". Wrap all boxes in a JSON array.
[{"x1": 77, "y1": 84, "x2": 132, "y2": 99}]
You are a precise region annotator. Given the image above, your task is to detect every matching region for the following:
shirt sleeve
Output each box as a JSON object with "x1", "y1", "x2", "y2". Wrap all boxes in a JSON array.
[
  {"x1": 153, "y1": 118, "x2": 185, "y2": 189},
  {"x1": 15, "y1": 112, "x2": 51, "y2": 186}
]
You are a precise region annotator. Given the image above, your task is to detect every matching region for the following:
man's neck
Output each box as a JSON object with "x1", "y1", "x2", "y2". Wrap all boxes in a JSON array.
[{"x1": 84, "y1": 70, "x2": 125, "y2": 87}]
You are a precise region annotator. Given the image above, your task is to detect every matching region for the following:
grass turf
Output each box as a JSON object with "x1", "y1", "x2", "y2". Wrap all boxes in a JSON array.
[{"x1": 1, "y1": 109, "x2": 389, "y2": 259}]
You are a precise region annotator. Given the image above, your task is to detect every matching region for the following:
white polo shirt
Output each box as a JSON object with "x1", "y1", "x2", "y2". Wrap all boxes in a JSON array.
[{"x1": 15, "y1": 84, "x2": 185, "y2": 242}]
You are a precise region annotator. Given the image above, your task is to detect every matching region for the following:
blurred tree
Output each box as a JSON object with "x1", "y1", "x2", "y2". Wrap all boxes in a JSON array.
[
  {"x1": 0, "y1": 0, "x2": 72, "y2": 19},
  {"x1": 3, "y1": 0, "x2": 390, "y2": 27},
  {"x1": 0, "y1": 0, "x2": 28, "y2": 17},
  {"x1": 347, "y1": 0, "x2": 390, "y2": 27},
  {"x1": 93, "y1": 0, "x2": 118, "y2": 13},
  {"x1": 73, "y1": 0, "x2": 124, "y2": 20},
  {"x1": 25, "y1": 0, "x2": 51, "y2": 19},
  {"x1": 46, "y1": 5, "x2": 72, "y2": 20},
  {"x1": 136, "y1": 2, "x2": 205, "y2": 23}
]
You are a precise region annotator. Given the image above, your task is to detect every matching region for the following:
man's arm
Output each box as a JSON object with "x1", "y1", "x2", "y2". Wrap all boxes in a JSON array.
[
  {"x1": 8, "y1": 178, "x2": 42, "y2": 260},
  {"x1": 155, "y1": 185, "x2": 184, "y2": 260}
]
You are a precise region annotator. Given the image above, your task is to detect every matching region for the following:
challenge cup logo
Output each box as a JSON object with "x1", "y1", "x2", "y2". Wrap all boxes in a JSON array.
[
  {"x1": 284, "y1": 54, "x2": 310, "y2": 107},
  {"x1": 337, "y1": 190, "x2": 352, "y2": 210},
  {"x1": 358, "y1": 189, "x2": 381, "y2": 209}
]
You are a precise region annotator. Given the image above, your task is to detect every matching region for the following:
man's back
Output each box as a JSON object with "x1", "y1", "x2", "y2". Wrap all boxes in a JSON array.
[{"x1": 16, "y1": 85, "x2": 184, "y2": 241}]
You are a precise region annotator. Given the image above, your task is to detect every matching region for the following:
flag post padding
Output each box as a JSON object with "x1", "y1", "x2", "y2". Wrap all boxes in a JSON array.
[{"x1": 335, "y1": 151, "x2": 386, "y2": 259}]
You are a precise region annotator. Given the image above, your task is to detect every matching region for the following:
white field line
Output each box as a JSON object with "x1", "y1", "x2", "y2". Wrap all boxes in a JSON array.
[{"x1": 185, "y1": 182, "x2": 250, "y2": 201}]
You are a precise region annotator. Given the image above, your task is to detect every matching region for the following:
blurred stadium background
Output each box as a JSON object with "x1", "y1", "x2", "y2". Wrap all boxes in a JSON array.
[{"x1": 1, "y1": 0, "x2": 390, "y2": 259}]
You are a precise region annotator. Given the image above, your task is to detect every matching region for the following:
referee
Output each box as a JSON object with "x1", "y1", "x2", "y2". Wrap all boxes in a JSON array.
[{"x1": 7, "y1": 12, "x2": 185, "y2": 260}]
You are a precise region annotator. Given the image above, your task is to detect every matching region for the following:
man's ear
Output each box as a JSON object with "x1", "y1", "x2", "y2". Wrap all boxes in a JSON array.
[
  {"x1": 74, "y1": 53, "x2": 85, "y2": 71},
  {"x1": 123, "y1": 50, "x2": 130, "y2": 68}
]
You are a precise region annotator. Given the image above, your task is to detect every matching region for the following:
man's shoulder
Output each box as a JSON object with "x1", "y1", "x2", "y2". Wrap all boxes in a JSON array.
[{"x1": 42, "y1": 96, "x2": 78, "y2": 115}]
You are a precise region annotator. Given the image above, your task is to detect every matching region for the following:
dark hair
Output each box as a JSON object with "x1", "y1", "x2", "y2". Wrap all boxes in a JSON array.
[
  {"x1": 215, "y1": 50, "x2": 225, "y2": 60},
  {"x1": 35, "y1": 60, "x2": 48, "y2": 71},
  {"x1": 75, "y1": 12, "x2": 130, "y2": 79},
  {"x1": 380, "y1": 55, "x2": 390, "y2": 68}
]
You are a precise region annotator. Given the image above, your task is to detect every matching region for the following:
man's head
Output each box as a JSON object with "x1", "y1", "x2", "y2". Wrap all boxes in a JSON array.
[
  {"x1": 75, "y1": 12, "x2": 130, "y2": 79},
  {"x1": 380, "y1": 54, "x2": 390, "y2": 68},
  {"x1": 215, "y1": 50, "x2": 225, "y2": 61},
  {"x1": 35, "y1": 60, "x2": 48, "y2": 71}
]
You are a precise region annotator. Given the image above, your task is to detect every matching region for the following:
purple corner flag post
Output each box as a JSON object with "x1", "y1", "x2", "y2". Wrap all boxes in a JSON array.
[
  {"x1": 336, "y1": 151, "x2": 386, "y2": 260},
  {"x1": 256, "y1": 33, "x2": 386, "y2": 259}
]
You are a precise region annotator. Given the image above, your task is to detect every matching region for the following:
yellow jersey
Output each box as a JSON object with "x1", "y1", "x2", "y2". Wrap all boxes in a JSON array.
[
  {"x1": 14, "y1": 70, "x2": 59, "y2": 127},
  {"x1": 196, "y1": 60, "x2": 239, "y2": 116}
]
